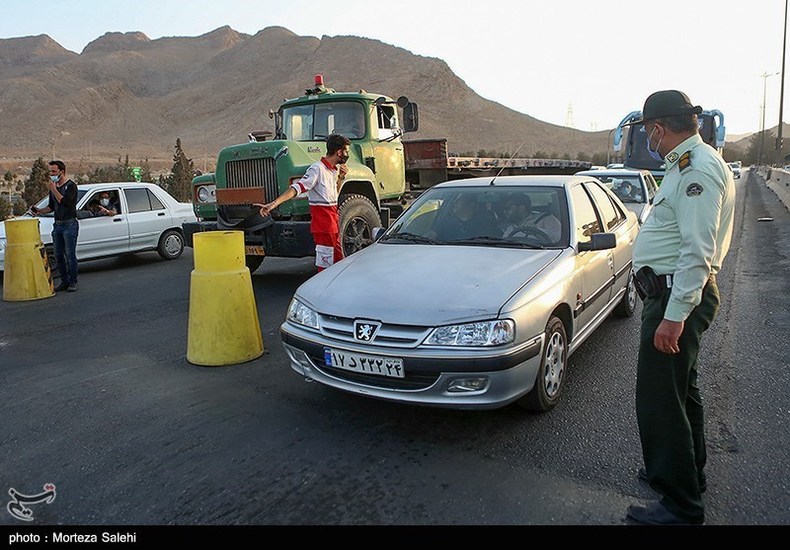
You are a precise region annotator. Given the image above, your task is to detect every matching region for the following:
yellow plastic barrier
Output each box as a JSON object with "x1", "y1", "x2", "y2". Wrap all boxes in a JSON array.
[
  {"x1": 3, "y1": 217, "x2": 54, "y2": 302},
  {"x1": 187, "y1": 231, "x2": 263, "y2": 366}
]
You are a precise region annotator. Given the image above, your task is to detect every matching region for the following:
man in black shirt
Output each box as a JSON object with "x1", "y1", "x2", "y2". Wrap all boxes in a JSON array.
[{"x1": 31, "y1": 160, "x2": 79, "y2": 292}]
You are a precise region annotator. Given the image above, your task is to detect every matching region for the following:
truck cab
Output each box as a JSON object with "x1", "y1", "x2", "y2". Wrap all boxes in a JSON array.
[
  {"x1": 183, "y1": 75, "x2": 418, "y2": 271},
  {"x1": 612, "y1": 109, "x2": 725, "y2": 184}
]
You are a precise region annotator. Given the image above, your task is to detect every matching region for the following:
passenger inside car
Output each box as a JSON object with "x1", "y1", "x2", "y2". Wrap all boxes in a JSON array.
[
  {"x1": 87, "y1": 191, "x2": 121, "y2": 217},
  {"x1": 431, "y1": 192, "x2": 500, "y2": 240},
  {"x1": 500, "y1": 192, "x2": 562, "y2": 244}
]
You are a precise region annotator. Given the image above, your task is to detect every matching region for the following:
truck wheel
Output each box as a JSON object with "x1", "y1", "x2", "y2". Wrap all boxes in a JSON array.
[
  {"x1": 245, "y1": 255, "x2": 264, "y2": 273},
  {"x1": 338, "y1": 194, "x2": 381, "y2": 257}
]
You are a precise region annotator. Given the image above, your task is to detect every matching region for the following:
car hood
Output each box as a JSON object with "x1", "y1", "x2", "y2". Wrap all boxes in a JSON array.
[{"x1": 295, "y1": 244, "x2": 562, "y2": 325}]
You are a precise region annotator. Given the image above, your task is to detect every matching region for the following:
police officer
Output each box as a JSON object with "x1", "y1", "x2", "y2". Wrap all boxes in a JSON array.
[{"x1": 625, "y1": 91, "x2": 736, "y2": 525}]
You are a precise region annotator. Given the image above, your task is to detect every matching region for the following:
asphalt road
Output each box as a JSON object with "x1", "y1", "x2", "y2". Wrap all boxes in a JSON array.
[{"x1": 1, "y1": 170, "x2": 788, "y2": 530}]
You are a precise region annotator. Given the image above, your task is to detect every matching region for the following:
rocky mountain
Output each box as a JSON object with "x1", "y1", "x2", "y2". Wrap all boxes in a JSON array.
[{"x1": 0, "y1": 26, "x2": 628, "y2": 168}]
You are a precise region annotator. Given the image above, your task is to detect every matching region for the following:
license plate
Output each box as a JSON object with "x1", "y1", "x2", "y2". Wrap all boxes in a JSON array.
[
  {"x1": 323, "y1": 348, "x2": 405, "y2": 378},
  {"x1": 245, "y1": 245, "x2": 265, "y2": 256}
]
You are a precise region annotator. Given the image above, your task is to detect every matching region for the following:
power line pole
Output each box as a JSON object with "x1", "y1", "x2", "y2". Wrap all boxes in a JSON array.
[
  {"x1": 777, "y1": 0, "x2": 788, "y2": 165},
  {"x1": 759, "y1": 71, "x2": 779, "y2": 165}
]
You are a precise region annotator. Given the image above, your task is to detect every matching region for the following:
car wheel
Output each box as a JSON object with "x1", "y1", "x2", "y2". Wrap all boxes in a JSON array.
[
  {"x1": 245, "y1": 255, "x2": 264, "y2": 273},
  {"x1": 517, "y1": 315, "x2": 568, "y2": 413},
  {"x1": 338, "y1": 194, "x2": 381, "y2": 257},
  {"x1": 613, "y1": 271, "x2": 637, "y2": 317},
  {"x1": 157, "y1": 229, "x2": 184, "y2": 260}
]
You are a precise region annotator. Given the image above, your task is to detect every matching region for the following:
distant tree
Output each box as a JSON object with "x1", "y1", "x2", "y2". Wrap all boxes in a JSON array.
[
  {"x1": 0, "y1": 196, "x2": 12, "y2": 219},
  {"x1": 12, "y1": 201, "x2": 27, "y2": 216},
  {"x1": 84, "y1": 162, "x2": 133, "y2": 183},
  {"x1": 533, "y1": 150, "x2": 549, "y2": 159},
  {"x1": 23, "y1": 158, "x2": 50, "y2": 206},
  {"x1": 561, "y1": 153, "x2": 571, "y2": 160},
  {"x1": 4, "y1": 170, "x2": 14, "y2": 183},
  {"x1": 591, "y1": 152, "x2": 609, "y2": 166},
  {"x1": 576, "y1": 152, "x2": 591, "y2": 162},
  {"x1": 169, "y1": 138, "x2": 194, "y2": 202}
]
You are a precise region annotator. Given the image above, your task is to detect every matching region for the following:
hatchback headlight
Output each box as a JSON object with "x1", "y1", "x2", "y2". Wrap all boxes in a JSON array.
[
  {"x1": 425, "y1": 319, "x2": 515, "y2": 346},
  {"x1": 287, "y1": 298, "x2": 319, "y2": 330}
]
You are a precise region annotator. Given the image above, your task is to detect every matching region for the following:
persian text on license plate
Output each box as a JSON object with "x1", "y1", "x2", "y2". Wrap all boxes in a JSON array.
[{"x1": 323, "y1": 348, "x2": 405, "y2": 378}]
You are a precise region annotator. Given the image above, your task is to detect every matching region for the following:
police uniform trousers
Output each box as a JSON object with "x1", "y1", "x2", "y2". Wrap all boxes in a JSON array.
[{"x1": 636, "y1": 275, "x2": 720, "y2": 522}]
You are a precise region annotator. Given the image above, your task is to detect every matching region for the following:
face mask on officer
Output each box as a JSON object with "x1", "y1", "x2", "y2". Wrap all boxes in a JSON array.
[
  {"x1": 645, "y1": 125, "x2": 664, "y2": 162},
  {"x1": 100, "y1": 198, "x2": 111, "y2": 207}
]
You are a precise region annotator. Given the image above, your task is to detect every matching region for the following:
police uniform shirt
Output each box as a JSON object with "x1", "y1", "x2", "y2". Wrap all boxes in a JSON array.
[{"x1": 632, "y1": 133, "x2": 736, "y2": 322}]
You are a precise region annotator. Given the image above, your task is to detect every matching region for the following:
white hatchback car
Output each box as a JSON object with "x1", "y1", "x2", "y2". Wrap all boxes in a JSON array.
[{"x1": 0, "y1": 182, "x2": 197, "y2": 272}]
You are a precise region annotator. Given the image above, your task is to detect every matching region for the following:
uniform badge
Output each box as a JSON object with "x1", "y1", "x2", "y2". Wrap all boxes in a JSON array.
[
  {"x1": 666, "y1": 152, "x2": 679, "y2": 163},
  {"x1": 686, "y1": 183, "x2": 703, "y2": 196},
  {"x1": 678, "y1": 151, "x2": 691, "y2": 172}
]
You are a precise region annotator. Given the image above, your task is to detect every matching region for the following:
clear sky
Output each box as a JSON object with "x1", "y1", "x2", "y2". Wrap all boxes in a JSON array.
[{"x1": 1, "y1": 0, "x2": 786, "y2": 137}]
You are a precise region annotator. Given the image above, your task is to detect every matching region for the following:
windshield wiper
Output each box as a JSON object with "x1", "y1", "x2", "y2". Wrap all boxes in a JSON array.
[
  {"x1": 379, "y1": 232, "x2": 438, "y2": 244},
  {"x1": 446, "y1": 236, "x2": 547, "y2": 249}
]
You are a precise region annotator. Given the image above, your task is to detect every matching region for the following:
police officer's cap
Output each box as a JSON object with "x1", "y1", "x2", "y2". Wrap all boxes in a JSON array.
[{"x1": 626, "y1": 90, "x2": 703, "y2": 125}]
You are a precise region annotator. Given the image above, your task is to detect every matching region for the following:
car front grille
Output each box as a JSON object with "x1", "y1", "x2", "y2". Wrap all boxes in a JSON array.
[
  {"x1": 319, "y1": 315, "x2": 430, "y2": 348},
  {"x1": 225, "y1": 157, "x2": 278, "y2": 203}
]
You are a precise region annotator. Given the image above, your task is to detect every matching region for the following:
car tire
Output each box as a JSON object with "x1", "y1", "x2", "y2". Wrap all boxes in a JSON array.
[
  {"x1": 517, "y1": 315, "x2": 568, "y2": 413},
  {"x1": 157, "y1": 229, "x2": 184, "y2": 260},
  {"x1": 613, "y1": 271, "x2": 637, "y2": 318},
  {"x1": 338, "y1": 194, "x2": 381, "y2": 257},
  {"x1": 245, "y1": 255, "x2": 264, "y2": 273}
]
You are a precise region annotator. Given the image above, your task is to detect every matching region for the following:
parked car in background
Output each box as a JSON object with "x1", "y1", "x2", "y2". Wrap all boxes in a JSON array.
[
  {"x1": 576, "y1": 168, "x2": 658, "y2": 225},
  {"x1": 0, "y1": 182, "x2": 197, "y2": 272},
  {"x1": 727, "y1": 162, "x2": 742, "y2": 179},
  {"x1": 280, "y1": 175, "x2": 639, "y2": 413}
]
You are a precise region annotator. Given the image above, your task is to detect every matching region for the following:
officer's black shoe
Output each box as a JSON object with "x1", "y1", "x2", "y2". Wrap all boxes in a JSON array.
[
  {"x1": 626, "y1": 501, "x2": 703, "y2": 525},
  {"x1": 55, "y1": 282, "x2": 69, "y2": 292},
  {"x1": 638, "y1": 467, "x2": 707, "y2": 493},
  {"x1": 66, "y1": 283, "x2": 78, "y2": 292}
]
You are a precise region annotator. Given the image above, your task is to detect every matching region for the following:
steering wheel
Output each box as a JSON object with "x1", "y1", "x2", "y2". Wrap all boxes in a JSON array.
[{"x1": 508, "y1": 225, "x2": 552, "y2": 244}]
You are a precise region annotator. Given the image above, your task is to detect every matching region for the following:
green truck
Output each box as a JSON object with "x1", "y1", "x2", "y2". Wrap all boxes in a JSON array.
[{"x1": 183, "y1": 75, "x2": 591, "y2": 271}]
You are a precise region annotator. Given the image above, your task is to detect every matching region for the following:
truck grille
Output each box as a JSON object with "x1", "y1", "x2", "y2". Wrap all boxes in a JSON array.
[{"x1": 225, "y1": 157, "x2": 278, "y2": 203}]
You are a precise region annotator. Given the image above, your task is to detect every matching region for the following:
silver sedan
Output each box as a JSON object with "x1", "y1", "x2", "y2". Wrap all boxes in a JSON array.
[{"x1": 280, "y1": 175, "x2": 639, "y2": 412}]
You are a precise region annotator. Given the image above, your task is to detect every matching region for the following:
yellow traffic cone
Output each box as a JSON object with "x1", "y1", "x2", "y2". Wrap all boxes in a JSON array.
[
  {"x1": 187, "y1": 231, "x2": 263, "y2": 366},
  {"x1": 3, "y1": 217, "x2": 54, "y2": 302}
]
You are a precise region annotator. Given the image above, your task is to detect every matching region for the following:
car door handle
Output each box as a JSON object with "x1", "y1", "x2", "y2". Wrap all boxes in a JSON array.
[
  {"x1": 112, "y1": 218, "x2": 123, "y2": 222},
  {"x1": 157, "y1": 212, "x2": 165, "y2": 216}
]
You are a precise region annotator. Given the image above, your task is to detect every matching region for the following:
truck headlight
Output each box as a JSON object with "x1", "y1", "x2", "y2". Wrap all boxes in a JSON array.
[
  {"x1": 287, "y1": 298, "x2": 320, "y2": 330},
  {"x1": 196, "y1": 185, "x2": 216, "y2": 204},
  {"x1": 424, "y1": 319, "x2": 515, "y2": 346}
]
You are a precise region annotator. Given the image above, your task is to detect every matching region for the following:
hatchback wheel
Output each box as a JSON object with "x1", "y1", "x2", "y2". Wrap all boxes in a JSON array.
[{"x1": 517, "y1": 315, "x2": 568, "y2": 412}]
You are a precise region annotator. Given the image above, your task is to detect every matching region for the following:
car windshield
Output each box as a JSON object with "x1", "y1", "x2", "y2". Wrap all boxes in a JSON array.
[
  {"x1": 30, "y1": 189, "x2": 89, "y2": 217},
  {"x1": 383, "y1": 185, "x2": 569, "y2": 248}
]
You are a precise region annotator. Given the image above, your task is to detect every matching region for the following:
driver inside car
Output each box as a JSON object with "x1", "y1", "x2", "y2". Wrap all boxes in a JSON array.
[{"x1": 501, "y1": 192, "x2": 561, "y2": 243}]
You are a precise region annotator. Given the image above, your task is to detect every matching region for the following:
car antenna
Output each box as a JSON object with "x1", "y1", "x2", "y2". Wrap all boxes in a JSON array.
[{"x1": 490, "y1": 143, "x2": 525, "y2": 185}]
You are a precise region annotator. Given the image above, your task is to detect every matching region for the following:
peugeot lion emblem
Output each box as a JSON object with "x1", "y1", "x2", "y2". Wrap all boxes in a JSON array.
[{"x1": 354, "y1": 320, "x2": 380, "y2": 342}]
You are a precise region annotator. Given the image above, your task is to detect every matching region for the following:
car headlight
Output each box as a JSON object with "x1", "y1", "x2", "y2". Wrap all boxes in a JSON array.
[
  {"x1": 287, "y1": 298, "x2": 319, "y2": 330},
  {"x1": 425, "y1": 319, "x2": 515, "y2": 346}
]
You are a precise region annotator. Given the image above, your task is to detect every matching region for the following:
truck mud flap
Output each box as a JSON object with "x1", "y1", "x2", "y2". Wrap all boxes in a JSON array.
[{"x1": 218, "y1": 210, "x2": 275, "y2": 233}]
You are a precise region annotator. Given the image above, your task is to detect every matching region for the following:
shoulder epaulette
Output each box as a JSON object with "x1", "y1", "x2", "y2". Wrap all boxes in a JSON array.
[{"x1": 678, "y1": 151, "x2": 691, "y2": 172}]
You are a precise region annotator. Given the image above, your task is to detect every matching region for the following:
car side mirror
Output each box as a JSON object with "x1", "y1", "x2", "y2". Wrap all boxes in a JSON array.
[
  {"x1": 372, "y1": 227, "x2": 386, "y2": 241},
  {"x1": 578, "y1": 232, "x2": 616, "y2": 252}
]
